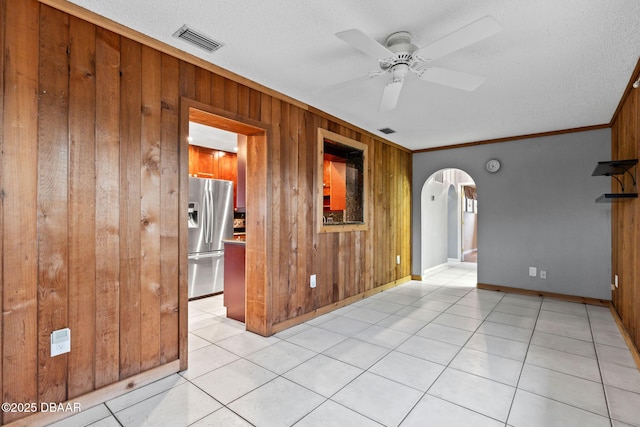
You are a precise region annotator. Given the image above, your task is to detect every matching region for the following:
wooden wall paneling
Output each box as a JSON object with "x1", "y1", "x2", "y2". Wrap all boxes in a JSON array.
[
  {"x1": 140, "y1": 45, "x2": 162, "y2": 371},
  {"x1": 179, "y1": 60, "x2": 196, "y2": 100},
  {"x1": 178, "y1": 100, "x2": 190, "y2": 370},
  {"x1": 612, "y1": 80, "x2": 640, "y2": 352},
  {"x1": 245, "y1": 132, "x2": 270, "y2": 335},
  {"x1": 285, "y1": 104, "x2": 300, "y2": 318},
  {"x1": 299, "y1": 110, "x2": 317, "y2": 313},
  {"x1": 620, "y1": 89, "x2": 637, "y2": 341},
  {"x1": 94, "y1": 27, "x2": 121, "y2": 389},
  {"x1": 159, "y1": 53, "x2": 180, "y2": 364},
  {"x1": 611, "y1": 120, "x2": 620, "y2": 311},
  {"x1": 0, "y1": 0, "x2": 5, "y2": 411},
  {"x1": 628, "y1": 87, "x2": 639, "y2": 344},
  {"x1": 269, "y1": 99, "x2": 283, "y2": 323},
  {"x1": 119, "y1": 37, "x2": 143, "y2": 379},
  {"x1": 249, "y1": 89, "x2": 261, "y2": 122},
  {"x1": 194, "y1": 67, "x2": 211, "y2": 105},
  {"x1": 67, "y1": 14, "x2": 97, "y2": 398},
  {"x1": 2, "y1": 0, "x2": 39, "y2": 422},
  {"x1": 210, "y1": 73, "x2": 225, "y2": 110},
  {"x1": 37, "y1": 4, "x2": 69, "y2": 404},
  {"x1": 363, "y1": 135, "x2": 375, "y2": 291},
  {"x1": 238, "y1": 84, "x2": 250, "y2": 118},
  {"x1": 224, "y1": 79, "x2": 238, "y2": 114},
  {"x1": 276, "y1": 101, "x2": 291, "y2": 321}
]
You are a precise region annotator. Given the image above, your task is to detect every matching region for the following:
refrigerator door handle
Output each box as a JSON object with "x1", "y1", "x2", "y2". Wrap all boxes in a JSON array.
[
  {"x1": 188, "y1": 252, "x2": 219, "y2": 260},
  {"x1": 203, "y1": 186, "x2": 210, "y2": 244}
]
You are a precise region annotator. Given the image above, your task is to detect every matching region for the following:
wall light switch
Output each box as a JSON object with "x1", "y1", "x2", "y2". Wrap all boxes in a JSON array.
[
  {"x1": 310, "y1": 274, "x2": 316, "y2": 289},
  {"x1": 615, "y1": 274, "x2": 619, "y2": 288},
  {"x1": 51, "y1": 328, "x2": 71, "y2": 357},
  {"x1": 540, "y1": 270, "x2": 547, "y2": 280},
  {"x1": 529, "y1": 267, "x2": 537, "y2": 277},
  {"x1": 396, "y1": 255, "x2": 401, "y2": 265}
]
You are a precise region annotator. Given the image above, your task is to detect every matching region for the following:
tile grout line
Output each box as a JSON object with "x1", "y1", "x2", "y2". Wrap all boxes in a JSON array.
[
  {"x1": 586, "y1": 306, "x2": 615, "y2": 427},
  {"x1": 502, "y1": 294, "x2": 543, "y2": 425}
]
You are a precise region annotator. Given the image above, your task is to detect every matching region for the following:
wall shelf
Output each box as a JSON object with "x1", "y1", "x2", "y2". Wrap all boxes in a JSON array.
[{"x1": 592, "y1": 159, "x2": 638, "y2": 203}]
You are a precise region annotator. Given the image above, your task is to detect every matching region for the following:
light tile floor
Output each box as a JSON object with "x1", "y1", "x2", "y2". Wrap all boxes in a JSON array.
[{"x1": 53, "y1": 263, "x2": 640, "y2": 426}]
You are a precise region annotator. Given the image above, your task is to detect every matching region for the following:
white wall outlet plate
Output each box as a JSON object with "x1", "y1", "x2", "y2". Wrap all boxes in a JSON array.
[
  {"x1": 540, "y1": 270, "x2": 547, "y2": 279},
  {"x1": 51, "y1": 328, "x2": 71, "y2": 357},
  {"x1": 396, "y1": 255, "x2": 401, "y2": 265},
  {"x1": 310, "y1": 274, "x2": 316, "y2": 289},
  {"x1": 529, "y1": 267, "x2": 537, "y2": 277}
]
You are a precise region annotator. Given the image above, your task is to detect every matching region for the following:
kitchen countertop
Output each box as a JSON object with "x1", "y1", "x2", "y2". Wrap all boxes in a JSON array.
[{"x1": 223, "y1": 238, "x2": 246, "y2": 245}]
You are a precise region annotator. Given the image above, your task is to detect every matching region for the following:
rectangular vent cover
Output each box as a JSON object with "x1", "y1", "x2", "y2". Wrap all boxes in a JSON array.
[
  {"x1": 378, "y1": 127, "x2": 396, "y2": 135},
  {"x1": 173, "y1": 25, "x2": 223, "y2": 53}
]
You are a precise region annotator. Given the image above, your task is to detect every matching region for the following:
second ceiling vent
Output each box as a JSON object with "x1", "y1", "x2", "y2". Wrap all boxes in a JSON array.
[{"x1": 173, "y1": 25, "x2": 224, "y2": 53}]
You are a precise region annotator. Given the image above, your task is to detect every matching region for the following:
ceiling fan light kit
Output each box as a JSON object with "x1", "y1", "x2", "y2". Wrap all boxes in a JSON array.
[{"x1": 331, "y1": 16, "x2": 503, "y2": 111}]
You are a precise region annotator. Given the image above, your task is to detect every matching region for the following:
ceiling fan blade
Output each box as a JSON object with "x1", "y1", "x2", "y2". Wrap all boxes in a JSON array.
[
  {"x1": 417, "y1": 67, "x2": 485, "y2": 91},
  {"x1": 414, "y1": 16, "x2": 502, "y2": 61},
  {"x1": 379, "y1": 78, "x2": 404, "y2": 111},
  {"x1": 336, "y1": 29, "x2": 394, "y2": 59}
]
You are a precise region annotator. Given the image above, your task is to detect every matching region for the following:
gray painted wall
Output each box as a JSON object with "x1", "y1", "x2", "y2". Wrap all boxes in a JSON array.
[
  {"x1": 412, "y1": 128, "x2": 612, "y2": 300},
  {"x1": 421, "y1": 179, "x2": 448, "y2": 270}
]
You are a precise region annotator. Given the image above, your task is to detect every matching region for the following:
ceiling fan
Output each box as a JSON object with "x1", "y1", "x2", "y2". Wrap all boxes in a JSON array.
[{"x1": 327, "y1": 16, "x2": 502, "y2": 111}]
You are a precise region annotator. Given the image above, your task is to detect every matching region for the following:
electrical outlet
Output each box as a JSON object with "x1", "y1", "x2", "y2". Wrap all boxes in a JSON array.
[
  {"x1": 51, "y1": 328, "x2": 71, "y2": 357},
  {"x1": 615, "y1": 274, "x2": 619, "y2": 288},
  {"x1": 396, "y1": 255, "x2": 401, "y2": 265},
  {"x1": 529, "y1": 267, "x2": 537, "y2": 277},
  {"x1": 540, "y1": 270, "x2": 547, "y2": 280},
  {"x1": 310, "y1": 274, "x2": 316, "y2": 289}
]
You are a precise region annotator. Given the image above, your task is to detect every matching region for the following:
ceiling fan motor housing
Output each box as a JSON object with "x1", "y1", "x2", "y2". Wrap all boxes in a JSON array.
[{"x1": 381, "y1": 31, "x2": 420, "y2": 73}]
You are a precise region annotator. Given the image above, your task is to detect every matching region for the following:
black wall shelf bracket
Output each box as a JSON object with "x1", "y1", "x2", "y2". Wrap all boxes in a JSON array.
[{"x1": 592, "y1": 159, "x2": 638, "y2": 203}]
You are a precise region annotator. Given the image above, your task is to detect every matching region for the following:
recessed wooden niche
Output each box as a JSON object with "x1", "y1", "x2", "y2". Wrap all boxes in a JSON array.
[{"x1": 317, "y1": 128, "x2": 369, "y2": 233}]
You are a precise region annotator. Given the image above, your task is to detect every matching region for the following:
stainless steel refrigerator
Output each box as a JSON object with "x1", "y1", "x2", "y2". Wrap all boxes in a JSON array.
[{"x1": 188, "y1": 177, "x2": 234, "y2": 299}]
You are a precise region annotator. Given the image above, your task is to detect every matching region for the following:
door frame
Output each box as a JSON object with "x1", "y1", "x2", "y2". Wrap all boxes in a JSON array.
[{"x1": 179, "y1": 98, "x2": 272, "y2": 369}]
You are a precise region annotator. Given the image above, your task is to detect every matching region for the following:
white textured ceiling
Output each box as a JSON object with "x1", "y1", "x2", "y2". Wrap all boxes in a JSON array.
[{"x1": 69, "y1": 0, "x2": 640, "y2": 150}]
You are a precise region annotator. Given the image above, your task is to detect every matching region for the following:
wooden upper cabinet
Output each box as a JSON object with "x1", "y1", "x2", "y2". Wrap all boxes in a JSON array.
[
  {"x1": 188, "y1": 145, "x2": 199, "y2": 176},
  {"x1": 329, "y1": 161, "x2": 346, "y2": 211},
  {"x1": 189, "y1": 145, "x2": 237, "y2": 182},
  {"x1": 217, "y1": 151, "x2": 237, "y2": 182},
  {"x1": 322, "y1": 159, "x2": 346, "y2": 211}
]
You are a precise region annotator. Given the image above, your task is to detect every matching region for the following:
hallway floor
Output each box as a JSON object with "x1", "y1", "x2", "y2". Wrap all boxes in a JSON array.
[{"x1": 55, "y1": 264, "x2": 640, "y2": 426}]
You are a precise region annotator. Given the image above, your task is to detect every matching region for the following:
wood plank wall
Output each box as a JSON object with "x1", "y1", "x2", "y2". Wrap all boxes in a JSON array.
[
  {"x1": 0, "y1": 0, "x2": 412, "y2": 423},
  {"x1": 611, "y1": 72, "x2": 640, "y2": 353}
]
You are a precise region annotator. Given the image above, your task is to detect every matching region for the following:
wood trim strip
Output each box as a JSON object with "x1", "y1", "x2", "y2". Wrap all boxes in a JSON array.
[
  {"x1": 609, "y1": 303, "x2": 640, "y2": 371},
  {"x1": 3, "y1": 360, "x2": 181, "y2": 427},
  {"x1": 37, "y1": 0, "x2": 309, "y2": 111},
  {"x1": 610, "y1": 57, "x2": 640, "y2": 126},
  {"x1": 476, "y1": 283, "x2": 610, "y2": 307},
  {"x1": 414, "y1": 124, "x2": 610, "y2": 153},
  {"x1": 271, "y1": 276, "x2": 412, "y2": 334}
]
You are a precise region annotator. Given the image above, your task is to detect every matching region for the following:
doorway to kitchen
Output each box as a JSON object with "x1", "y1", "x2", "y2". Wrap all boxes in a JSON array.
[
  {"x1": 178, "y1": 99, "x2": 270, "y2": 367},
  {"x1": 421, "y1": 168, "x2": 477, "y2": 284}
]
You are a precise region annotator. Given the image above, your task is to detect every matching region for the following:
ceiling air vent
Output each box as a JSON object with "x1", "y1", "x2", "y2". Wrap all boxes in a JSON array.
[
  {"x1": 378, "y1": 127, "x2": 396, "y2": 135},
  {"x1": 173, "y1": 25, "x2": 224, "y2": 53}
]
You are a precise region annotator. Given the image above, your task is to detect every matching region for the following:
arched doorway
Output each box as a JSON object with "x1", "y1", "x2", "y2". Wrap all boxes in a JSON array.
[{"x1": 420, "y1": 168, "x2": 477, "y2": 284}]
